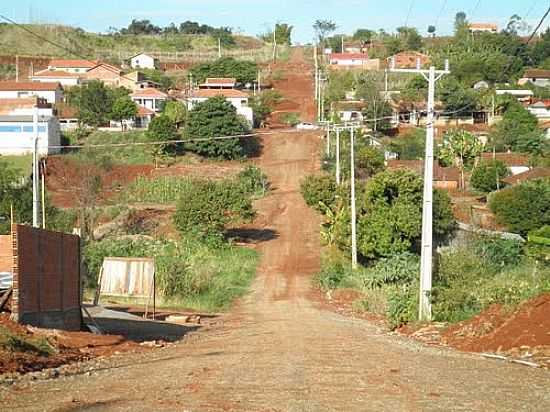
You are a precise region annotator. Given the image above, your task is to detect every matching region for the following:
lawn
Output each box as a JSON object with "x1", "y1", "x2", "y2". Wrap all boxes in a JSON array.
[{"x1": 0, "y1": 154, "x2": 32, "y2": 176}]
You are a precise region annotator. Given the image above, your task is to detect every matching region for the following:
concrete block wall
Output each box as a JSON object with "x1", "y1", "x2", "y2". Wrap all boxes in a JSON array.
[{"x1": 10, "y1": 225, "x2": 82, "y2": 331}]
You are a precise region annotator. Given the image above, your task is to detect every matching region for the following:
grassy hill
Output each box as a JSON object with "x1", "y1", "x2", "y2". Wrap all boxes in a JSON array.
[{"x1": 0, "y1": 23, "x2": 266, "y2": 60}]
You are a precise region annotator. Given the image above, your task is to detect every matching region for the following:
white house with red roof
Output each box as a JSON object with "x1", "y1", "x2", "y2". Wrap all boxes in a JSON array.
[
  {"x1": 131, "y1": 88, "x2": 168, "y2": 112},
  {"x1": 48, "y1": 59, "x2": 97, "y2": 74},
  {"x1": 30, "y1": 69, "x2": 82, "y2": 87},
  {"x1": 188, "y1": 89, "x2": 253, "y2": 126},
  {"x1": 528, "y1": 100, "x2": 550, "y2": 121},
  {"x1": 468, "y1": 23, "x2": 498, "y2": 33},
  {"x1": 0, "y1": 81, "x2": 63, "y2": 104}
]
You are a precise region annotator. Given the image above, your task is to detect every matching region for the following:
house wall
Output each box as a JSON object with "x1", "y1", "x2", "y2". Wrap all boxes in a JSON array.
[
  {"x1": 131, "y1": 55, "x2": 156, "y2": 70},
  {"x1": 434, "y1": 180, "x2": 459, "y2": 190},
  {"x1": 31, "y1": 77, "x2": 80, "y2": 87},
  {"x1": 10, "y1": 225, "x2": 82, "y2": 331},
  {"x1": 0, "y1": 90, "x2": 60, "y2": 104},
  {"x1": 86, "y1": 67, "x2": 121, "y2": 87},
  {"x1": 0, "y1": 117, "x2": 61, "y2": 156},
  {"x1": 0, "y1": 235, "x2": 11, "y2": 273},
  {"x1": 528, "y1": 106, "x2": 550, "y2": 120}
]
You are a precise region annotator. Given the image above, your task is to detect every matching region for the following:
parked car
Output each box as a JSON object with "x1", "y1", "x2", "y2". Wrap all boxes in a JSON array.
[{"x1": 296, "y1": 122, "x2": 319, "y2": 130}]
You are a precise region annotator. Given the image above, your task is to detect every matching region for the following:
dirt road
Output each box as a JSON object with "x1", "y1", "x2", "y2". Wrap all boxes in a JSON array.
[{"x1": 2, "y1": 49, "x2": 550, "y2": 411}]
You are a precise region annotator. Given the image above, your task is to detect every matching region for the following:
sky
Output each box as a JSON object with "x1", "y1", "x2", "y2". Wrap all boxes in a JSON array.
[{"x1": 2, "y1": 0, "x2": 549, "y2": 42}]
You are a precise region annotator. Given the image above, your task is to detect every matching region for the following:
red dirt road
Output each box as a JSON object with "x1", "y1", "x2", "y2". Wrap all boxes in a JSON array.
[{"x1": 2, "y1": 48, "x2": 550, "y2": 411}]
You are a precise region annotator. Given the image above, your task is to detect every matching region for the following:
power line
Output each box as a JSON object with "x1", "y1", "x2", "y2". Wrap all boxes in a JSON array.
[
  {"x1": 435, "y1": 0, "x2": 449, "y2": 29},
  {"x1": 470, "y1": 0, "x2": 483, "y2": 19},
  {"x1": 525, "y1": 5, "x2": 550, "y2": 45},
  {"x1": 524, "y1": 0, "x2": 539, "y2": 20},
  {"x1": 404, "y1": 0, "x2": 416, "y2": 27}
]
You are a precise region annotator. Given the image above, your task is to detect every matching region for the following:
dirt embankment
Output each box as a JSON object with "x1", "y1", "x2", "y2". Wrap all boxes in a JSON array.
[
  {"x1": 442, "y1": 293, "x2": 550, "y2": 353},
  {"x1": 0, "y1": 314, "x2": 143, "y2": 375}
]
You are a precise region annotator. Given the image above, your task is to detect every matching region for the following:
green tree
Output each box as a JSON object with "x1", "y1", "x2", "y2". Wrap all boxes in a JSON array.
[
  {"x1": 249, "y1": 90, "x2": 283, "y2": 128},
  {"x1": 437, "y1": 76, "x2": 478, "y2": 112},
  {"x1": 438, "y1": 129, "x2": 484, "y2": 190},
  {"x1": 68, "y1": 80, "x2": 113, "y2": 127},
  {"x1": 470, "y1": 160, "x2": 511, "y2": 193},
  {"x1": 162, "y1": 100, "x2": 187, "y2": 128},
  {"x1": 173, "y1": 179, "x2": 254, "y2": 241},
  {"x1": 396, "y1": 26, "x2": 423, "y2": 51},
  {"x1": 184, "y1": 96, "x2": 249, "y2": 159},
  {"x1": 353, "y1": 29, "x2": 375, "y2": 43},
  {"x1": 313, "y1": 19, "x2": 336, "y2": 46},
  {"x1": 110, "y1": 95, "x2": 137, "y2": 130},
  {"x1": 389, "y1": 129, "x2": 425, "y2": 160},
  {"x1": 147, "y1": 115, "x2": 178, "y2": 153},
  {"x1": 355, "y1": 71, "x2": 392, "y2": 131},
  {"x1": 356, "y1": 146, "x2": 385, "y2": 179},
  {"x1": 190, "y1": 57, "x2": 258, "y2": 84},
  {"x1": 267, "y1": 23, "x2": 293, "y2": 45},
  {"x1": 428, "y1": 25, "x2": 436, "y2": 37},
  {"x1": 489, "y1": 178, "x2": 550, "y2": 235},
  {"x1": 489, "y1": 103, "x2": 538, "y2": 152}
]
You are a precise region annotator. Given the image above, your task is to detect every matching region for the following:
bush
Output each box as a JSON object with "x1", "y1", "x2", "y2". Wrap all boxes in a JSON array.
[
  {"x1": 147, "y1": 115, "x2": 178, "y2": 154},
  {"x1": 301, "y1": 175, "x2": 339, "y2": 211},
  {"x1": 472, "y1": 235, "x2": 524, "y2": 267},
  {"x1": 184, "y1": 96, "x2": 249, "y2": 159},
  {"x1": 360, "y1": 253, "x2": 419, "y2": 289},
  {"x1": 173, "y1": 179, "x2": 255, "y2": 241},
  {"x1": 189, "y1": 57, "x2": 258, "y2": 84},
  {"x1": 470, "y1": 160, "x2": 510, "y2": 193},
  {"x1": 386, "y1": 282, "x2": 419, "y2": 329},
  {"x1": 236, "y1": 165, "x2": 269, "y2": 198},
  {"x1": 489, "y1": 178, "x2": 550, "y2": 235}
]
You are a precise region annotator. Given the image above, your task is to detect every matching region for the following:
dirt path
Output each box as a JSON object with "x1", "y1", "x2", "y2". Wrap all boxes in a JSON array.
[{"x1": 2, "y1": 48, "x2": 550, "y2": 412}]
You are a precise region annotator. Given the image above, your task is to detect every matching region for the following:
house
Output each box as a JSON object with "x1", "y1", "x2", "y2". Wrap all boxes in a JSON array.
[
  {"x1": 329, "y1": 53, "x2": 380, "y2": 70},
  {"x1": 518, "y1": 69, "x2": 550, "y2": 88},
  {"x1": 129, "y1": 53, "x2": 159, "y2": 70},
  {"x1": 496, "y1": 89, "x2": 534, "y2": 103},
  {"x1": 388, "y1": 51, "x2": 430, "y2": 69},
  {"x1": 386, "y1": 159, "x2": 461, "y2": 190},
  {"x1": 30, "y1": 69, "x2": 82, "y2": 87},
  {"x1": 48, "y1": 59, "x2": 97, "y2": 74},
  {"x1": 188, "y1": 89, "x2": 253, "y2": 126},
  {"x1": 502, "y1": 168, "x2": 550, "y2": 186},
  {"x1": 85, "y1": 63, "x2": 123, "y2": 87},
  {"x1": 343, "y1": 41, "x2": 369, "y2": 54},
  {"x1": 334, "y1": 101, "x2": 366, "y2": 122},
  {"x1": 480, "y1": 152, "x2": 530, "y2": 176},
  {"x1": 0, "y1": 114, "x2": 60, "y2": 155},
  {"x1": 0, "y1": 81, "x2": 63, "y2": 104},
  {"x1": 528, "y1": 100, "x2": 550, "y2": 121},
  {"x1": 468, "y1": 23, "x2": 498, "y2": 34},
  {"x1": 119, "y1": 71, "x2": 158, "y2": 91},
  {"x1": 199, "y1": 78, "x2": 237, "y2": 89},
  {"x1": 135, "y1": 106, "x2": 156, "y2": 129},
  {"x1": 0, "y1": 97, "x2": 53, "y2": 117},
  {"x1": 55, "y1": 103, "x2": 79, "y2": 130},
  {"x1": 131, "y1": 88, "x2": 168, "y2": 113},
  {"x1": 541, "y1": 121, "x2": 550, "y2": 139}
]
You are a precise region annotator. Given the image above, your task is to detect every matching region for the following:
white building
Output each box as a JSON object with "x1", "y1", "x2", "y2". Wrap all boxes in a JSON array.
[
  {"x1": 30, "y1": 69, "x2": 82, "y2": 87},
  {"x1": 468, "y1": 23, "x2": 498, "y2": 34},
  {"x1": 518, "y1": 69, "x2": 550, "y2": 88},
  {"x1": 329, "y1": 53, "x2": 371, "y2": 66},
  {"x1": 0, "y1": 97, "x2": 53, "y2": 117},
  {"x1": 496, "y1": 89, "x2": 534, "y2": 103},
  {"x1": 131, "y1": 88, "x2": 168, "y2": 112},
  {"x1": 528, "y1": 100, "x2": 550, "y2": 121},
  {"x1": 188, "y1": 89, "x2": 253, "y2": 126},
  {"x1": 129, "y1": 53, "x2": 159, "y2": 70},
  {"x1": 199, "y1": 78, "x2": 237, "y2": 89},
  {"x1": 0, "y1": 82, "x2": 63, "y2": 104},
  {"x1": 0, "y1": 114, "x2": 60, "y2": 155},
  {"x1": 48, "y1": 59, "x2": 97, "y2": 74}
]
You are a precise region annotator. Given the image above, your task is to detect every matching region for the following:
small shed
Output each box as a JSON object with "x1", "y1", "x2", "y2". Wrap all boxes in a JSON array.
[{"x1": 130, "y1": 53, "x2": 159, "y2": 70}]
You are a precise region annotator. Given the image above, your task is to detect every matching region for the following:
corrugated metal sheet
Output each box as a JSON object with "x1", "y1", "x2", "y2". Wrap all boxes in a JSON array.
[{"x1": 100, "y1": 257, "x2": 155, "y2": 298}]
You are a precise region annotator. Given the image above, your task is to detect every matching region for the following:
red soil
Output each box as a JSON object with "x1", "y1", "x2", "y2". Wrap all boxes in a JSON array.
[{"x1": 442, "y1": 293, "x2": 550, "y2": 353}]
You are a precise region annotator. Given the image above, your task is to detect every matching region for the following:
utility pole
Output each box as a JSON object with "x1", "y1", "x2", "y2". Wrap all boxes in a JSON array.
[
  {"x1": 258, "y1": 70, "x2": 261, "y2": 94},
  {"x1": 272, "y1": 23, "x2": 277, "y2": 61},
  {"x1": 326, "y1": 123, "x2": 331, "y2": 156},
  {"x1": 218, "y1": 38, "x2": 222, "y2": 58},
  {"x1": 15, "y1": 55, "x2": 19, "y2": 82},
  {"x1": 336, "y1": 127, "x2": 341, "y2": 185},
  {"x1": 314, "y1": 45, "x2": 319, "y2": 101},
  {"x1": 350, "y1": 126, "x2": 358, "y2": 269},
  {"x1": 390, "y1": 58, "x2": 450, "y2": 321},
  {"x1": 32, "y1": 106, "x2": 40, "y2": 228}
]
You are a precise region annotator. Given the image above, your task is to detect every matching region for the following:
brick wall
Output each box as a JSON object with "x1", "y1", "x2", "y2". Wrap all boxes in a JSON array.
[
  {"x1": 11, "y1": 225, "x2": 82, "y2": 331},
  {"x1": 0, "y1": 235, "x2": 12, "y2": 273}
]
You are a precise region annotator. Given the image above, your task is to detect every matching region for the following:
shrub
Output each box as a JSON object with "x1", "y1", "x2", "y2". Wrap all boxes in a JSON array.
[
  {"x1": 236, "y1": 166, "x2": 269, "y2": 198},
  {"x1": 147, "y1": 115, "x2": 178, "y2": 154},
  {"x1": 173, "y1": 179, "x2": 254, "y2": 241},
  {"x1": 472, "y1": 235, "x2": 524, "y2": 267},
  {"x1": 281, "y1": 112, "x2": 300, "y2": 126},
  {"x1": 488, "y1": 178, "x2": 550, "y2": 235},
  {"x1": 360, "y1": 253, "x2": 419, "y2": 289},
  {"x1": 470, "y1": 160, "x2": 510, "y2": 193},
  {"x1": 301, "y1": 175, "x2": 339, "y2": 211},
  {"x1": 386, "y1": 282, "x2": 419, "y2": 329}
]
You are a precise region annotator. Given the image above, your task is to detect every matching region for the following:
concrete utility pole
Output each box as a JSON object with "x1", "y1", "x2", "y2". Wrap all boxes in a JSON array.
[
  {"x1": 326, "y1": 123, "x2": 331, "y2": 156},
  {"x1": 350, "y1": 126, "x2": 358, "y2": 269},
  {"x1": 218, "y1": 38, "x2": 222, "y2": 58},
  {"x1": 390, "y1": 57, "x2": 450, "y2": 321},
  {"x1": 32, "y1": 106, "x2": 40, "y2": 228},
  {"x1": 314, "y1": 45, "x2": 319, "y2": 101},
  {"x1": 272, "y1": 23, "x2": 277, "y2": 61},
  {"x1": 336, "y1": 127, "x2": 341, "y2": 185}
]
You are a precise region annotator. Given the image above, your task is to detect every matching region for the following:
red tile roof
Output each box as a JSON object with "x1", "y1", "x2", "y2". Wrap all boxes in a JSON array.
[
  {"x1": 469, "y1": 23, "x2": 498, "y2": 30},
  {"x1": 49, "y1": 59, "x2": 97, "y2": 69},
  {"x1": 480, "y1": 152, "x2": 530, "y2": 167},
  {"x1": 522, "y1": 69, "x2": 550, "y2": 79},
  {"x1": 204, "y1": 77, "x2": 236, "y2": 85},
  {"x1": 131, "y1": 88, "x2": 168, "y2": 98},
  {"x1": 137, "y1": 106, "x2": 155, "y2": 116},
  {"x1": 87, "y1": 62, "x2": 122, "y2": 74},
  {"x1": 386, "y1": 160, "x2": 461, "y2": 181},
  {"x1": 192, "y1": 89, "x2": 249, "y2": 98},
  {"x1": 32, "y1": 69, "x2": 82, "y2": 79},
  {"x1": 502, "y1": 168, "x2": 550, "y2": 185},
  {"x1": 0, "y1": 97, "x2": 50, "y2": 114},
  {"x1": 0, "y1": 81, "x2": 62, "y2": 91},
  {"x1": 55, "y1": 103, "x2": 79, "y2": 119}
]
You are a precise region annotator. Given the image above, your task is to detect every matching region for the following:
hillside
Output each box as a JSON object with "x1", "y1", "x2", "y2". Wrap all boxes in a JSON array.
[{"x1": 0, "y1": 23, "x2": 267, "y2": 60}]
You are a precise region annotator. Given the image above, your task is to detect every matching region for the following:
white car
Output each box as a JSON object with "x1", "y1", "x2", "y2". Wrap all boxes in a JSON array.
[{"x1": 296, "y1": 122, "x2": 319, "y2": 130}]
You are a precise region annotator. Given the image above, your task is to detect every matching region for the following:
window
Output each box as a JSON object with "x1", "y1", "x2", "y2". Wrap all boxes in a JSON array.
[{"x1": 0, "y1": 125, "x2": 21, "y2": 132}]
